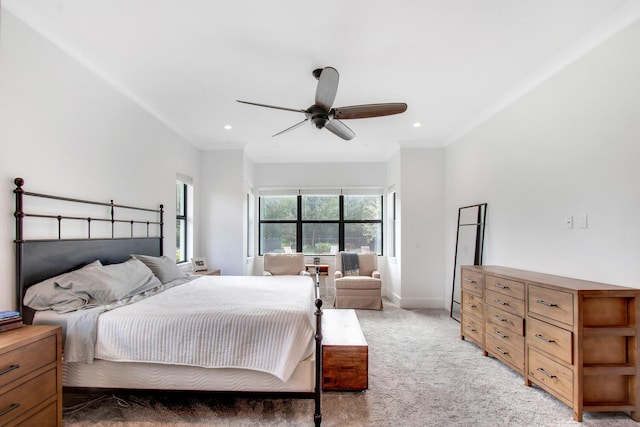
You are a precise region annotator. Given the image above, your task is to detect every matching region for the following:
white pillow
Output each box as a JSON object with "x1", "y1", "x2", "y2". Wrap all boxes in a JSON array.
[
  {"x1": 24, "y1": 260, "x2": 101, "y2": 312},
  {"x1": 56, "y1": 258, "x2": 162, "y2": 305},
  {"x1": 132, "y1": 254, "x2": 188, "y2": 284}
]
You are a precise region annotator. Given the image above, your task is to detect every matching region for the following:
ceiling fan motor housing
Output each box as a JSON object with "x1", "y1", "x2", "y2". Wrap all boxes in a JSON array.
[{"x1": 306, "y1": 105, "x2": 331, "y2": 129}]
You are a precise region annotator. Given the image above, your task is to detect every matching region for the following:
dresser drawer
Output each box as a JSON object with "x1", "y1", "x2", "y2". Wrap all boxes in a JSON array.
[
  {"x1": 462, "y1": 292, "x2": 483, "y2": 317},
  {"x1": 486, "y1": 323, "x2": 524, "y2": 352},
  {"x1": 485, "y1": 275, "x2": 525, "y2": 300},
  {"x1": 528, "y1": 285, "x2": 574, "y2": 327},
  {"x1": 485, "y1": 289, "x2": 525, "y2": 317},
  {"x1": 526, "y1": 317, "x2": 573, "y2": 364},
  {"x1": 486, "y1": 333, "x2": 524, "y2": 371},
  {"x1": 461, "y1": 313, "x2": 483, "y2": 345},
  {"x1": 0, "y1": 335, "x2": 56, "y2": 389},
  {"x1": 0, "y1": 369, "x2": 57, "y2": 426},
  {"x1": 485, "y1": 304, "x2": 524, "y2": 336},
  {"x1": 461, "y1": 269, "x2": 483, "y2": 296},
  {"x1": 528, "y1": 347, "x2": 573, "y2": 403}
]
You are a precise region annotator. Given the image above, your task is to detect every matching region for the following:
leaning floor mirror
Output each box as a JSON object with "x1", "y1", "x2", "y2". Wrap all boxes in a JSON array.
[{"x1": 450, "y1": 203, "x2": 487, "y2": 321}]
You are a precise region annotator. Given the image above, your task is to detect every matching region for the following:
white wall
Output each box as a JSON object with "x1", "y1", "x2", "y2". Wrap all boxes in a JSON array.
[
  {"x1": 397, "y1": 148, "x2": 446, "y2": 308},
  {"x1": 254, "y1": 161, "x2": 387, "y2": 189},
  {"x1": 0, "y1": 11, "x2": 200, "y2": 309},
  {"x1": 444, "y1": 19, "x2": 640, "y2": 300},
  {"x1": 200, "y1": 149, "x2": 247, "y2": 276},
  {"x1": 385, "y1": 151, "x2": 402, "y2": 303}
]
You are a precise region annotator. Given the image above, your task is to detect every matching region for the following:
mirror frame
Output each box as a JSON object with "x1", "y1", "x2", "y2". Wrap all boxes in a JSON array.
[{"x1": 450, "y1": 203, "x2": 487, "y2": 321}]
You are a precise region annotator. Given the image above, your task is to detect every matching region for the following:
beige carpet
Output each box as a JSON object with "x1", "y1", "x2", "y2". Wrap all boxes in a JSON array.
[{"x1": 62, "y1": 301, "x2": 638, "y2": 426}]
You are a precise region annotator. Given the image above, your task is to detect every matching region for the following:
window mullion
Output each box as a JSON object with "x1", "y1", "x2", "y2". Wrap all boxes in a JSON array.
[
  {"x1": 339, "y1": 195, "x2": 344, "y2": 252},
  {"x1": 296, "y1": 195, "x2": 302, "y2": 252}
]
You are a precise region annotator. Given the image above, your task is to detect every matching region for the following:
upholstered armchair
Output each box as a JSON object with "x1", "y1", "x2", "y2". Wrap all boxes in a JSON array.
[
  {"x1": 263, "y1": 253, "x2": 310, "y2": 276},
  {"x1": 334, "y1": 251, "x2": 383, "y2": 310}
]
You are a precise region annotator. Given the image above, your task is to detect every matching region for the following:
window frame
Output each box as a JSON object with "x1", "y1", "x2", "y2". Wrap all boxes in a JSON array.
[
  {"x1": 176, "y1": 181, "x2": 188, "y2": 263},
  {"x1": 258, "y1": 194, "x2": 383, "y2": 256}
]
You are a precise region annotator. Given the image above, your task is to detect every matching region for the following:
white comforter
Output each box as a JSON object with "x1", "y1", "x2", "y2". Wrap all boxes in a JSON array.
[{"x1": 66, "y1": 275, "x2": 316, "y2": 382}]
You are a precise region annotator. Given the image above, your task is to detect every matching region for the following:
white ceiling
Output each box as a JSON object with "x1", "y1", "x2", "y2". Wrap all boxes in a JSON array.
[{"x1": 3, "y1": 0, "x2": 640, "y2": 163}]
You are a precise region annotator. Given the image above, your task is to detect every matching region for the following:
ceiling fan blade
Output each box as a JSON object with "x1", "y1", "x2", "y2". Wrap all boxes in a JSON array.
[
  {"x1": 325, "y1": 119, "x2": 355, "y2": 141},
  {"x1": 237, "y1": 100, "x2": 306, "y2": 114},
  {"x1": 315, "y1": 67, "x2": 339, "y2": 110},
  {"x1": 333, "y1": 103, "x2": 408, "y2": 120},
  {"x1": 272, "y1": 119, "x2": 308, "y2": 137}
]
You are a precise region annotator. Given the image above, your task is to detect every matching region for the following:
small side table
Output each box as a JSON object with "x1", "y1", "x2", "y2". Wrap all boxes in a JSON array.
[
  {"x1": 194, "y1": 269, "x2": 221, "y2": 276},
  {"x1": 305, "y1": 264, "x2": 329, "y2": 276}
]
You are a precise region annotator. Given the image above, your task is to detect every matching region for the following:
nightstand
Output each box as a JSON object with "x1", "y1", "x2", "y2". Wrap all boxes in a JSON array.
[
  {"x1": 194, "y1": 269, "x2": 221, "y2": 276},
  {"x1": 0, "y1": 325, "x2": 62, "y2": 426}
]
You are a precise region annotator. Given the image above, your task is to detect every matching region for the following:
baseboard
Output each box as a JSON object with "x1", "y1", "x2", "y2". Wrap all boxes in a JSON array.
[{"x1": 382, "y1": 289, "x2": 445, "y2": 309}]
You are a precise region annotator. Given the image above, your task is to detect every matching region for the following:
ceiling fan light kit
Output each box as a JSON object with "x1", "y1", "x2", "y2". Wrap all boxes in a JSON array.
[{"x1": 237, "y1": 67, "x2": 407, "y2": 141}]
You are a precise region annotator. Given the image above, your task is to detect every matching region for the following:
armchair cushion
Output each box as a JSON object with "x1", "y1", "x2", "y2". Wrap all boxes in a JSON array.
[
  {"x1": 335, "y1": 276, "x2": 381, "y2": 290},
  {"x1": 263, "y1": 253, "x2": 309, "y2": 276},
  {"x1": 335, "y1": 251, "x2": 378, "y2": 277}
]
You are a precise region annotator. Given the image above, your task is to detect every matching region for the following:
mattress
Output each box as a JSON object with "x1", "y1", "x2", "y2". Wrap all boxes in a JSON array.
[
  {"x1": 63, "y1": 353, "x2": 316, "y2": 392},
  {"x1": 35, "y1": 274, "x2": 318, "y2": 388}
]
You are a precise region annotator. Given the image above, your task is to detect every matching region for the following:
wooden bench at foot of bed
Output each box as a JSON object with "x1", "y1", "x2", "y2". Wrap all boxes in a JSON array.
[{"x1": 321, "y1": 309, "x2": 368, "y2": 391}]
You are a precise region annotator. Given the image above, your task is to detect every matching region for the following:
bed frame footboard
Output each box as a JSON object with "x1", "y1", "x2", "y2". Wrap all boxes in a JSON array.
[{"x1": 313, "y1": 269, "x2": 323, "y2": 426}]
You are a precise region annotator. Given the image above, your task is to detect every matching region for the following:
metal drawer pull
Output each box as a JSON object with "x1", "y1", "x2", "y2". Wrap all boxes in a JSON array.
[
  {"x1": 0, "y1": 403, "x2": 20, "y2": 417},
  {"x1": 465, "y1": 325, "x2": 476, "y2": 332},
  {"x1": 464, "y1": 278, "x2": 476, "y2": 284},
  {"x1": 536, "y1": 368, "x2": 557, "y2": 378},
  {"x1": 495, "y1": 347, "x2": 508, "y2": 355},
  {"x1": 536, "y1": 300, "x2": 558, "y2": 307},
  {"x1": 495, "y1": 299, "x2": 509, "y2": 306},
  {"x1": 493, "y1": 315, "x2": 507, "y2": 322},
  {"x1": 0, "y1": 364, "x2": 20, "y2": 376},
  {"x1": 494, "y1": 330, "x2": 507, "y2": 338},
  {"x1": 535, "y1": 333, "x2": 555, "y2": 343},
  {"x1": 495, "y1": 283, "x2": 509, "y2": 289},
  {"x1": 464, "y1": 302, "x2": 476, "y2": 308}
]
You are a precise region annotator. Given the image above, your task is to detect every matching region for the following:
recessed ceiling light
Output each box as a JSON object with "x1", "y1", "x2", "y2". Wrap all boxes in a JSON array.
[
  {"x1": 413, "y1": 122, "x2": 421, "y2": 128},
  {"x1": 224, "y1": 124, "x2": 232, "y2": 130}
]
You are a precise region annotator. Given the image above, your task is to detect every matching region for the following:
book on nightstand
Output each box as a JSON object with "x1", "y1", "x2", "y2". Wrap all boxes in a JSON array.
[{"x1": 0, "y1": 310, "x2": 23, "y2": 332}]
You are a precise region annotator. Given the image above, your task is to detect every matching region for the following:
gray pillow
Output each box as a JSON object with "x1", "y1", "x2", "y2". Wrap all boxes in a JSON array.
[
  {"x1": 132, "y1": 254, "x2": 187, "y2": 284},
  {"x1": 24, "y1": 260, "x2": 101, "y2": 313},
  {"x1": 56, "y1": 258, "x2": 162, "y2": 304}
]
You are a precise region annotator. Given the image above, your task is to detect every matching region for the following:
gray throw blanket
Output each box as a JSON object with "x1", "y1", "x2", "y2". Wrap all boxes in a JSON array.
[{"x1": 341, "y1": 252, "x2": 360, "y2": 276}]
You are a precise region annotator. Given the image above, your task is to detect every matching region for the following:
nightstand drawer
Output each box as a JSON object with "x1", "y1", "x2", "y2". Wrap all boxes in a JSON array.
[
  {"x1": 526, "y1": 317, "x2": 573, "y2": 364},
  {"x1": 15, "y1": 401, "x2": 57, "y2": 427},
  {"x1": 0, "y1": 335, "x2": 56, "y2": 389},
  {"x1": 0, "y1": 369, "x2": 56, "y2": 426},
  {"x1": 528, "y1": 285, "x2": 573, "y2": 327}
]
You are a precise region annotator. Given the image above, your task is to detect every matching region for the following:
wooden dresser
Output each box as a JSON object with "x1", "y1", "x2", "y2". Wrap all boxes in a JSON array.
[
  {"x1": 461, "y1": 265, "x2": 640, "y2": 422},
  {"x1": 0, "y1": 325, "x2": 62, "y2": 427}
]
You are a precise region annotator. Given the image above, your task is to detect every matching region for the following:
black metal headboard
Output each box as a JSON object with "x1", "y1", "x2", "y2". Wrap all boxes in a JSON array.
[{"x1": 14, "y1": 177, "x2": 164, "y2": 323}]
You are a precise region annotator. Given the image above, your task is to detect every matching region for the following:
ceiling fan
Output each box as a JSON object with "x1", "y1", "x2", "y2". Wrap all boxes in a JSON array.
[{"x1": 237, "y1": 67, "x2": 407, "y2": 141}]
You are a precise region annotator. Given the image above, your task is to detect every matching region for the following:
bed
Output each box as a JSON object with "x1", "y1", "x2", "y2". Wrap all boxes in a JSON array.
[{"x1": 13, "y1": 178, "x2": 323, "y2": 426}]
